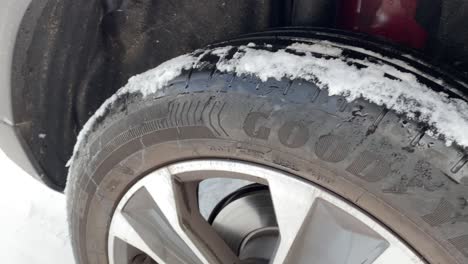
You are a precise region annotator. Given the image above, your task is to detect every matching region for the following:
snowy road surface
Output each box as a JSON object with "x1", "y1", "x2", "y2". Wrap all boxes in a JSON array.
[{"x1": 0, "y1": 151, "x2": 74, "y2": 263}]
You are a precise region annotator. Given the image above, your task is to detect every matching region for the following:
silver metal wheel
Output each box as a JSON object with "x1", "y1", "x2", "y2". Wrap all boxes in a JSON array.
[{"x1": 108, "y1": 160, "x2": 425, "y2": 264}]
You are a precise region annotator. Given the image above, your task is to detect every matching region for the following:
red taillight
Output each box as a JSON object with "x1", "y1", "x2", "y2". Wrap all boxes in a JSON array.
[{"x1": 337, "y1": 0, "x2": 428, "y2": 49}]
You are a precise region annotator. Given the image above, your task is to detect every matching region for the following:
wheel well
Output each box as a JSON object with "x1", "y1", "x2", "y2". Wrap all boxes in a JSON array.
[
  {"x1": 11, "y1": 0, "x2": 468, "y2": 190},
  {"x1": 12, "y1": 0, "x2": 287, "y2": 189}
]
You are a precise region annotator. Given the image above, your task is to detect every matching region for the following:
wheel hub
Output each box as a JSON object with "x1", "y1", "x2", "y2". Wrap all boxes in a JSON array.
[{"x1": 209, "y1": 186, "x2": 279, "y2": 262}]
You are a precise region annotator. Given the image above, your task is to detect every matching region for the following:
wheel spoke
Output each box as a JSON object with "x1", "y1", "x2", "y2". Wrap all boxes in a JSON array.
[
  {"x1": 268, "y1": 176, "x2": 391, "y2": 264},
  {"x1": 109, "y1": 184, "x2": 203, "y2": 264},
  {"x1": 173, "y1": 181, "x2": 241, "y2": 264},
  {"x1": 109, "y1": 168, "x2": 206, "y2": 264},
  {"x1": 372, "y1": 244, "x2": 423, "y2": 264},
  {"x1": 267, "y1": 176, "x2": 321, "y2": 264},
  {"x1": 109, "y1": 210, "x2": 167, "y2": 264},
  {"x1": 142, "y1": 168, "x2": 240, "y2": 264}
]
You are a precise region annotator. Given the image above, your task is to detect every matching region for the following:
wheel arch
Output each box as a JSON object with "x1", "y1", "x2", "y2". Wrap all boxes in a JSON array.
[
  {"x1": 8, "y1": 0, "x2": 468, "y2": 191},
  {"x1": 10, "y1": 0, "x2": 282, "y2": 190}
]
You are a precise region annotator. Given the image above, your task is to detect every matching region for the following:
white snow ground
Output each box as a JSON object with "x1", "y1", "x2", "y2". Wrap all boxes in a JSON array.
[{"x1": 0, "y1": 150, "x2": 74, "y2": 263}]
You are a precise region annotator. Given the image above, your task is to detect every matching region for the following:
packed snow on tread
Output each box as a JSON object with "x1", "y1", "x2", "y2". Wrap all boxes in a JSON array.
[{"x1": 67, "y1": 41, "x2": 468, "y2": 168}]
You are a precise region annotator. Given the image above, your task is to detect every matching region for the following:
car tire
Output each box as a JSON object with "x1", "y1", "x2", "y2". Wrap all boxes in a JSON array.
[{"x1": 67, "y1": 29, "x2": 468, "y2": 264}]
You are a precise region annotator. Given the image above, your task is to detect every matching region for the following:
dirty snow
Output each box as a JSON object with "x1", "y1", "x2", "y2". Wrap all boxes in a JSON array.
[
  {"x1": 0, "y1": 151, "x2": 74, "y2": 263},
  {"x1": 68, "y1": 41, "x2": 468, "y2": 167}
]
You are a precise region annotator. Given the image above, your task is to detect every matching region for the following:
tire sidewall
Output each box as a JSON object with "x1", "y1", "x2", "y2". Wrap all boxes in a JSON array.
[{"x1": 69, "y1": 88, "x2": 461, "y2": 264}]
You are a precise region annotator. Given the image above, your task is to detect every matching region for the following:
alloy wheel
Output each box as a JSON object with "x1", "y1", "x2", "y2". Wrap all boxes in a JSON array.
[{"x1": 108, "y1": 160, "x2": 424, "y2": 264}]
